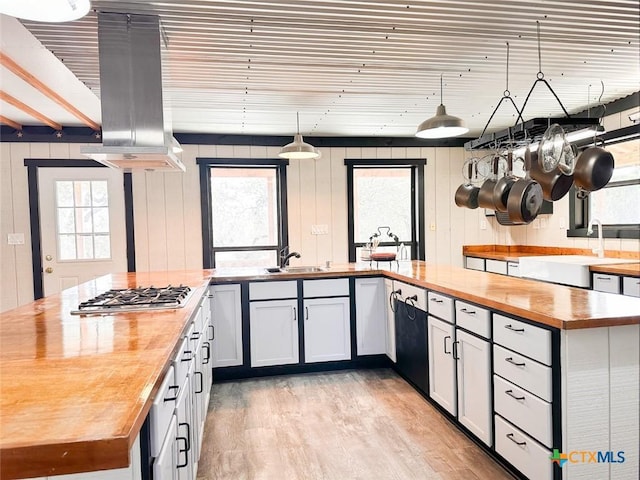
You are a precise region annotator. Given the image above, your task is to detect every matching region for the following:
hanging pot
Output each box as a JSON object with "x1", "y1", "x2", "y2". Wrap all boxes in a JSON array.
[
  {"x1": 454, "y1": 159, "x2": 480, "y2": 209},
  {"x1": 492, "y1": 152, "x2": 518, "y2": 212},
  {"x1": 573, "y1": 146, "x2": 614, "y2": 192},
  {"x1": 529, "y1": 150, "x2": 574, "y2": 201},
  {"x1": 477, "y1": 156, "x2": 502, "y2": 210},
  {"x1": 506, "y1": 149, "x2": 544, "y2": 224},
  {"x1": 538, "y1": 123, "x2": 576, "y2": 175}
]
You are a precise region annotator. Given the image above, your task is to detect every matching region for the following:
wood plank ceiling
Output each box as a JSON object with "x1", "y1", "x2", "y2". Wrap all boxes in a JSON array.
[{"x1": 1, "y1": 0, "x2": 639, "y2": 137}]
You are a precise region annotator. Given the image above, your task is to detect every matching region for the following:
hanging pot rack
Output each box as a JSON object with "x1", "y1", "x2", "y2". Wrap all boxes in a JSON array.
[{"x1": 465, "y1": 21, "x2": 601, "y2": 152}]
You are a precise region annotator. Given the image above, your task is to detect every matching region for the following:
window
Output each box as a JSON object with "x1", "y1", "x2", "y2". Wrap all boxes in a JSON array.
[
  {"x1": 569, "y1": 136, "x2": 640, "y2": 239},
  {"x1": 346, "y1": 159, "x2": 426, "y2": 262},
  {"x1": 55, "y1": 180, "x2": 111, "y2": 260},
  {"x1": 198, "y1": 159, "x2": 289, "y2": 268}
]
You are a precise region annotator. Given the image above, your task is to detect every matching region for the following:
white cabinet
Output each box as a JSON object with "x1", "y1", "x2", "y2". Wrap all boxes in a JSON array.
[
  {"x1": 304, "y1": 297, "x2": 351, "y2": 362},
  {"x1": 465, "y1": 256, "x2": 485, "y2": 271},
  {"x1": 384, "y1": 279, "x2": 397, "y2": 362},
  {"x1": 486, "y1": 259, "x2": 508, "y2": 275},
  {"x1": 176, "y1": 375, "x2": 193, "y2": 480},
  {"x1": 456, "y1": 329, "x2": 492, "y2": 446},
  {"x1": 592, "y1": 273, "x2": 621, "y2": 294},
  {"x1": 355, "y1": 278, "x2": 386, "y2": 355},
  {"x1": 154, "y1": 417, "x2": 178, "y2": 480},
  {"x1": 211, "y1": 283, "x2": 243, "y2": 367},
  {"x1": 507, "y1": 262, "x2": 520, "y2": 277},
  {"x1": 623, "y1": 276, "x2": 640, "y2": 297},
  {"x1": 427, "y1": 316, "x2": 456, "y2": 416},
  {"x1": 249, "y1": 299, "x2": 299, "y2": 367}
]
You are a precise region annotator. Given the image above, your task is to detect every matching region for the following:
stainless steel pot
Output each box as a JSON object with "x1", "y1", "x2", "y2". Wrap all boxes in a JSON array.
[
  {"x1": 529, "y1": 150, "x2": 574, "y2": 201},
  {"x1": 454, "y1": 159, "x2": 480, "y2": 209},
  {"x1": 573, "y1": 146, "x2": 614, "y2": 192}
]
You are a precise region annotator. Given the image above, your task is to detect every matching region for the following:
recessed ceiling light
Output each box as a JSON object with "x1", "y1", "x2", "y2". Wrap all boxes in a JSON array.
[{"x1": 0, "y1": 0, "x2": 91, "y2": 23}]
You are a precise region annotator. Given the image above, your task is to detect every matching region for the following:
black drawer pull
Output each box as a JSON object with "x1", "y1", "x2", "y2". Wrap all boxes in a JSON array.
[
  {"x1": 460, "y1": 308, "x2": 476, "y2": 315},
  {"x1": 430, "y1": 298, "x2": 444, "y2": 304},
  {"x1": 194, "y1": 371, "x2": 204, "y2": 394},
  {"x1": 208, "y1": 324, "x2": 214, "y2": 341},
  {"x1": 506, "y1": 433, "x2": 526, "y2": 447},
  {"x1": 505, "y1": 389, "x2": 526, "y2": 401},
  {"x1": 505, "y1": 357, "x2": 526, "y2": 367},
  {"x1": 595, "y1": 276, "x2": 611, "y2": 281},
  {"x1": 164, "y1": 385, "x2": 179, "y2": 402},
  {"x1": 176, "y1": 435, "x2": 189, "y2": 468},
  {"x1": 452, "y1": 340, "x2": 460, "y2": 360},
  {"x1": 389, "y1": 289, "x2": 402, "y2": 313},
  {"x1": 443, "y1": 335, "x2": 451, "y2": 354},
  {"x1": 504, "y1": 324, "x2": 525, "y2": 333}
]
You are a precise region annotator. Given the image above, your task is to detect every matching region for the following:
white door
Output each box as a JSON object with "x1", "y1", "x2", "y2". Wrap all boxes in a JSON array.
[
  {"x1": 304, "y1": 297, "x2": 351, "y2": 363},
  {"x1": 153, "y1": 416, "x2": 177, "y2": 480},
  {"x1": 249, "y1": 299, "x2": 299, "y2": 367},
  {"x1": 384, "y1": 279, "x2": 397, "y2": 362},
  {"x1": 456, "y1": 329, "x2": 492, "y2": 446},
  {"x1": 427, "y1": 316, "x2": 456, "y2": 415},
  {"x1": 211, "y1": 283, "x2": 243, "y2": 367},
  {"x1": 355, "y1": 277, "x2": 386, "y2": 355},
  {"x1": 38, "y1": 167, "x2": 127, "y2": 296}
]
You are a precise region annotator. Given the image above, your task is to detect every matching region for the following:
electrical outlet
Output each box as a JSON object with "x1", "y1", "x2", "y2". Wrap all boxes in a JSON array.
[
  {"x1": 429, "y1": 222, "x2": 436, "y2": 231},
  {"x1": 311, "y1": 224, "x2": 328, "y2": 235},
  {"x1": 480, "y1": 220, "x2": 487, "y2": 230},
  {"x1": 7, "y1": 233, "x2": 24, "y2": 245},
  {"x1": 559, "y1": 217, "x2": 567, "y2": 229}
]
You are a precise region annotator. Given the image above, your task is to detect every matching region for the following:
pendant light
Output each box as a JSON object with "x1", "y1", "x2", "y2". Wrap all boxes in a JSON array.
[
  {"x1": 0, "y1": 0, "x2": 91, "y2": 22},
  {"x1": 278, "y1": 112, "x2": 320, "y2": 160},
  {"x1": 415, "y1": 75, "x2": 469, "y2": 139}
]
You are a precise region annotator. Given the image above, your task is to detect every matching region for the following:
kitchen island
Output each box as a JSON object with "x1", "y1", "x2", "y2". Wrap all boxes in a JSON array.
[{"x1": 1, "y1": 262, "x2": 639, "y2": 480}]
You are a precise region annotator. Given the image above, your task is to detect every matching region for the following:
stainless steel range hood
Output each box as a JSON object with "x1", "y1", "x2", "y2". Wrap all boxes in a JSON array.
[{"x1": 81, "y1": 12, "x2": 185, "y2": 172}]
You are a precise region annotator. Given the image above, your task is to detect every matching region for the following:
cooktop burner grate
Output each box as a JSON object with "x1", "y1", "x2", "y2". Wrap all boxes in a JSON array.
[{"x1": 71, "y1": 285, "x2": 192, "y2": 315}]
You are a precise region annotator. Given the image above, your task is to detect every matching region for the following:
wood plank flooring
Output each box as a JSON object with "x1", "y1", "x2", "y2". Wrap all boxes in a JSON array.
[{"x1": 197, "y1": 369, "x2": 515, "y2": 480}]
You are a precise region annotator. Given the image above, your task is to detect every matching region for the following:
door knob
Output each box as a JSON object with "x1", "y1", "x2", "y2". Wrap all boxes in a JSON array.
[
  {"x1": 45, "y1": 255, "x2": 53, "y2": 261},
  {"x1": 45, "y1": 267, "x2": 53, "y2": 274}
]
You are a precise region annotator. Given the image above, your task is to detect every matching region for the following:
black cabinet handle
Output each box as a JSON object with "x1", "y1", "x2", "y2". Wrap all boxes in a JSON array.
[
  {"x1": 178, "y1": 421, "x2": 191, "y2": 451},
  {"x1": 595, "y1": 276, "x2": 611, "y2": 281},
  {"x1": 430, "y1": 297, "x2": 443, "y2": 304},
  {"x1": 181, "y1": 350, "x2": 193, "y2": 362},
  {"x1": 452, "y1": 340, "x2": 460, "y2": 360},
  {"x1": 305, "y1": 306, "x2": 309, "y2": 320},
  {"x1": 404, "y1": 295, "x2": 417, "y2": 320},
  {"x1": 176, "y1": 434, "x2": 189, "y2": 468},
  {"x1": 208, "y1": 324, "x2": 214, "y2": 341},
  {"x1": 194, "y1": 371, "x2": 204, "y2": 394},
  {"x1": 506, "y1": 433, "x2": 526, "y2": 446},
  {"x1": 293, "y1": 307, "x2": 297, "y2": 321},
  {"x1": 164, "y1": 385, "x2": 179, "y2": 402},
  {"x1": 202, "y1": 342, "x2": 211, "y2": 364},
  {"x1": 389, "y1": 289, "x2": 402, "y2": 313},
  {"x1": 505, "y1": 389, "x2": 526, "y2": 401},
  {"x1": 504, "y1": 324, "x2": 525, "y2": 333},
  {"x1": 505, "y1": 357, "x2": 526, "y2": 367},
  {"x1": 443, "y1": 335, "x2": 451, "y2": 354},
  {"x1": 460, "y1": 308, "x2": 476, "y2": 315}
]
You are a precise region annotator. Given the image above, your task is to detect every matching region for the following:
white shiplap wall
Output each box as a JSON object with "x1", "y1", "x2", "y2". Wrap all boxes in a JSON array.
[{"x1": 2, "y1": 118, "x2": 639, "y2": 311}]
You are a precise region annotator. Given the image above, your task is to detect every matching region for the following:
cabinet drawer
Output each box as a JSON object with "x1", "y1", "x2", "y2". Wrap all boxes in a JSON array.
[
  {"x1": 592, "y1": 273, "x2": 621, "y2": 294},
  {"x1": 149, "y1": 365, "x2": 178, "y2": 457},
  {"x1": 495, "y1": 415, "x2": 552, "y2": 480},
  {"x1": 395, "y1": 282, "x2": 427, "y2": 311},
  {"x1": 455, "y1": 300, "x2": 490, "y2": 338},
  {"x1": 465, "y1": 257, "x2": 485, "y2": 271},
  {"x1": 493, "y1": 314, "x2": 551, "y2": 366},
  {"x1": 172, "y1": 336, "x2": 191, "y2": 387},
  {"x1": 250, "y1": 280, "x2": 297, "y2": 300},
  {"x1": 507, "y1": 262, "x2": 520, "y2": 277},
  {"x1": 303, "y1": 278, "x2": 349, "y2": 297},
  {"x1": 427, "y1": 291, "x2": 454, "y2": 322},
  {"x1": 486, "y1": 259, "x2": 507, "y2": 275},
  {"x1": 494, "y1": 375, "x2": 552, "y2": 448},
  {"x1": 494, "y1": 345, "x2": 552, "y2": 402},
  {"x1": 623, "y1": 276, "x2": 640, "y2": 297}
]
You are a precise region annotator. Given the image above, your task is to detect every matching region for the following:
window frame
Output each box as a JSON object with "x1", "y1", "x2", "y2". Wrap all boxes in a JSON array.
[
  {"x1": 568, "y1": 126, "x2": 640, "y2": 239},
  {"x1": 345, "y1": 158, "x2": 426, "y2": 262},
  {"x1": 197, "y1": 158, "x2": 289, "y2": 268}
]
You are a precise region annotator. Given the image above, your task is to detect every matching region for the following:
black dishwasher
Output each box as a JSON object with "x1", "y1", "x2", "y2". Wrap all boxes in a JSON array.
[{"x1": 394, "y1": 294, "x2": 428, "y2": 394}]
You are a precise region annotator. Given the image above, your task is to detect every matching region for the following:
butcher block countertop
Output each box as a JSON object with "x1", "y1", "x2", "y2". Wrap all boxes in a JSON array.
[
  {"x1": 2, "y1": 263, "x2": 640, "y2": 479},
  {"x1": 0, "y1": 270, "x2": 213, "y2": 480}
]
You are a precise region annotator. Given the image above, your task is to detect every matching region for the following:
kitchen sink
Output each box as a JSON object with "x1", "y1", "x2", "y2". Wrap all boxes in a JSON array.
[
  {"x1": 518, "y1": 255, "x2": 637, "y2": 287},
  {"x1": 264, "y1": 266, "x2": 327, "y2": 274}
]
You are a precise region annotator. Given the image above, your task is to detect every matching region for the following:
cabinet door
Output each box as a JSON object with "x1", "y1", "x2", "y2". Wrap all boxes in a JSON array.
[
  {"x1": 384, "y1": 279, "x2": 397, "y2": 362},
  {"x1": 427, "y1": 316, "x2": 456, "y2": 416},
  {"x1": 456, "y1": 329, "x2": 492, "y2": 446},
  {"x1": 592, "y1": 273, "x2": 621, "y2": 294},
  {"x1": 176, "y1": 377, "x2": 194, "y2": 480},
  {"x1": 304, "y1": 297, "x2": 351, "y2": 363},
  {"x1": 249, "y1": 299, "x2": 299, "y2": 367},
  {"x1": 211, "y1": 284, "x2": 243, "y2": 367},
  {"x1": 355, "y1": 278, "x2": 386, "y2": 355},
  {"x1": 153, "y1": 416, "x2": 177, "y2": 480}
]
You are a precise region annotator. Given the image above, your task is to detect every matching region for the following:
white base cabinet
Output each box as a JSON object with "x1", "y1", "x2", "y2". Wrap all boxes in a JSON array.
[
  {"x1": 384, "y1": 279, "x2": 397, "y2": 362},
  {"x1": 250, "y1": 299, "x2": 299, "y2": 367},
  {"x1": 304, "y1": 297, "x2": 351, "y2": 362},
  {"x1": 355, "y1": 278, "x2": 386, "y2": 356},
  {"x1": 211, "y1": 283, "x2": 243, "y2": 367},
  {"x1": 427, "y1": 316, "x2": 456, "y2": 416}
]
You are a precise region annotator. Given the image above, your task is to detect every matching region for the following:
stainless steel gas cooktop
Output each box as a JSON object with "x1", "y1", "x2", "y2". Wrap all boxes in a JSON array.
[{"x1": 70, "y1": 285, "x2": 193, "y2": 315}]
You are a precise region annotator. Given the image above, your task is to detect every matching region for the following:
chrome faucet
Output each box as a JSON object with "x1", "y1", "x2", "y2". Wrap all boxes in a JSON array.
[
  {"x1": 280, "y1": 247, "x2": 301, "y2": 268},
  {"x1": 587, "y1": 218, "x2": 604, "y2": 258}
]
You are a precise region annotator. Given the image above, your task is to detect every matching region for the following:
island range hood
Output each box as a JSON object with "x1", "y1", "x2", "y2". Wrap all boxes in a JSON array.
[{"x1": 82, "y1": 12, "x2": 185, "y2": 172}]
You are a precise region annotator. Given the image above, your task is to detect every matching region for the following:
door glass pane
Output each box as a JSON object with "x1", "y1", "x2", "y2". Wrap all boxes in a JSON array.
[
  {"x1": 353, "y1": 168, "x2": 412, "y2": 243},
  {"x1": 590, "y1": 183, "x2": 640, "y2": 225},
  {"x1": 214, "y1": 250, "x2": 278, "y2": 268},
  {"x1": 55, "y1": 180, "x2": 111, "y2": 260},
  {"x1": 210, "y1": 168, "x2": 278, "y2": 247}
]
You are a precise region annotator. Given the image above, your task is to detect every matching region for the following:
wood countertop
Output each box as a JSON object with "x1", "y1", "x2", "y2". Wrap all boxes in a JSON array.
[
  {"x1": 0, "y1": 270, "x2": 213, "y2": 480},
  {"x1": 590, "y1": 262, "x2": 640, "y2": 276},
  {"x1": 2, "y1": 263, "x2": 640, "y2": 479}
]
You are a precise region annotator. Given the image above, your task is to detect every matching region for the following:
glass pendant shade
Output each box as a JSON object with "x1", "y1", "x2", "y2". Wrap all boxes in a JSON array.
[
  {"x1": 415, "y1": 75, "x2": 468, "y2": 139},
  {"x1": 0, "y1": 0, "x2": 91, "y2": 22},
  {"x1": 278, "y1": 113, "x2": 320, "y2": 160}
]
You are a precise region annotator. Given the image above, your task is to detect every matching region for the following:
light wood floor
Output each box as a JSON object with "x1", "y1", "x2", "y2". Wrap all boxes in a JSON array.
[{"x1": 197, "y1": 369, "x2": 515, "y2": 480}]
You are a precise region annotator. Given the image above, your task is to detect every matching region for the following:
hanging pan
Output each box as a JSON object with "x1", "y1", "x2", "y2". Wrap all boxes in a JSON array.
[
  {"x1": 492, "y1": 152, "x2": 519, "y2": 212},
  {"x1": 506, "y1": 149, "x2": 544, "y2": 224},
  {"x1": 529, "y1": 148, "x2": 574, "y2": 202},
  {"x1": 573, "y1": 144, "x2": 614, "y2": 193},
  {"x1": 455, "y1": 158, "x2": 481, "y2": 209}
]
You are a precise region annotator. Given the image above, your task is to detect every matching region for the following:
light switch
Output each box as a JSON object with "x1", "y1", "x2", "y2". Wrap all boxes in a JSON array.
[
  {"x1": 480, "y1": 220, "x2": 487, "y2": 230},
  {"x1": 7, "y1": 233, "x2": 24, "y2": 245},
  {"x1": 311, "y1": 224, "x2": 328, "y2": 235}
]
